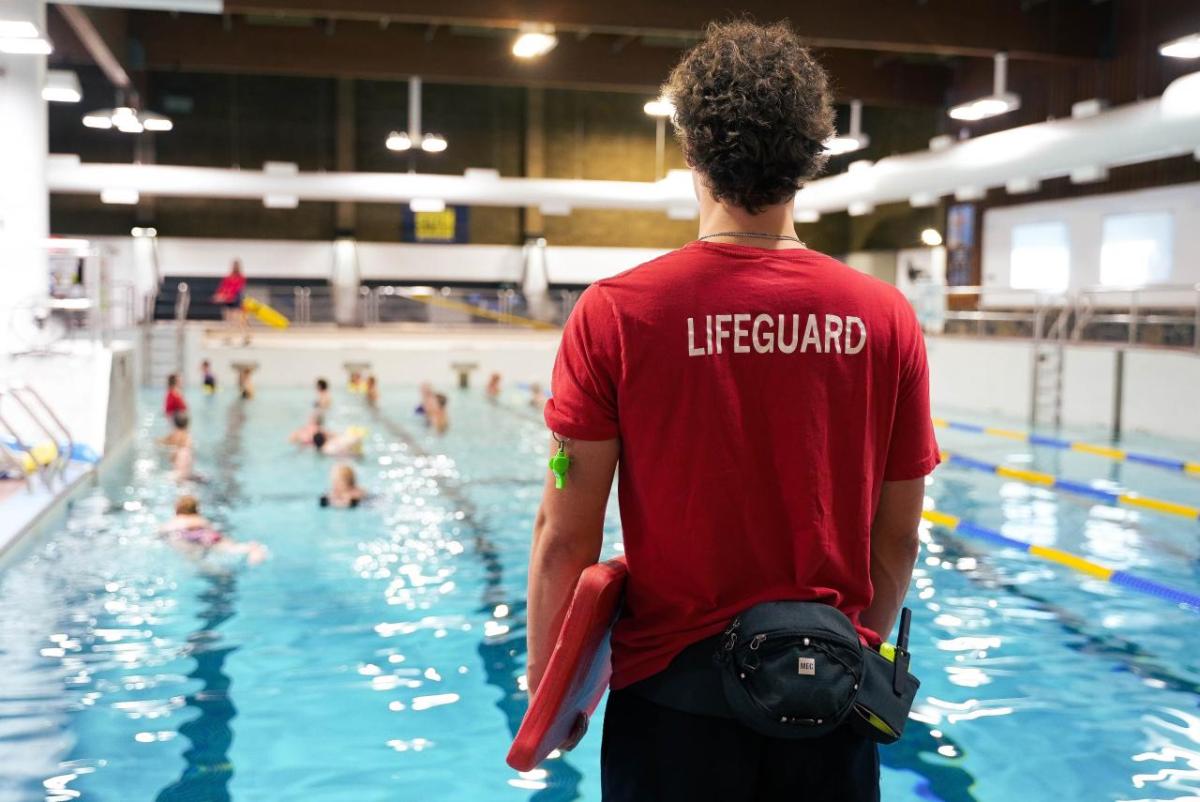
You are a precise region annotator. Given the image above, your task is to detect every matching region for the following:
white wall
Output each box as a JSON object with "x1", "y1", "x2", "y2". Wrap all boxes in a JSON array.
[
  {"x1": 926, "y1": 337, "x2": 1033, "y2": 419},
  {"x1": 1123, "y1": 349, "x2": 1200, "y2": 441},
  {"x1": 981, "y1": 182, "x2": 1200, "y2": 307},
  {"x1": 1060, "y1": 345, "x2": 1118, "y2": 429},
  {"x1": 544, "y1": 246, "x2": 669, "y2": 285},
  {"x1": 843, "y1": 251, "x2": 899, "y2": 285}
]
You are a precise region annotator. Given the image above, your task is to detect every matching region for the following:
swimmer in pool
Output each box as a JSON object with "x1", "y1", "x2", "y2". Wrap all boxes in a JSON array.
[
  {"x1": 290, "y1": 412, "x2": 324, "y2": 446},
  {"x1": 485, "y1": 372, "x2": 502, "y2": 402},
  {"x1": 320, "y1": 463, "x2": 367, "y2": 508},
  {"x1": 365, "y1": 374, "x2": 379, "y2": 408},
  {"x1": 201, "y1": 359, "x2": 217, "y2": 394},
  {"x1": 158, "y1": 411, "x2": 192, "y2": 450},
  {"x1": 315, "y1": 378, "x2": 332, "y2": 411},
  {"x1": 317, "y1": 427, "x2": 365, "y2": 458},
  {"x1": 172, "y1": 443, "x2": 198, "y2": 482},
  {"x1": 425, "y1": 393, "x2": 449, "y2": 435},
  {"x1": 160, "y1": 495, "x2": 268, "y2": 565},
  {"x1": 237, "y1": 366, "x2": 255, "y2": 400},
  {"x1": 528, "y1": 382, "x2": 547, "y2": 410}
]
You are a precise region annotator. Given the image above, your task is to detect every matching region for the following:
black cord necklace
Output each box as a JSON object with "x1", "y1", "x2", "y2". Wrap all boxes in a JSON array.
[{"x1": 698, "y1": 231, "x2": 806, "y2": 246}]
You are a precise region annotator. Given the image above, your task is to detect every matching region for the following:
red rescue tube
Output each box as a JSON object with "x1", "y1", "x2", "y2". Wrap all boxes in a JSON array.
[{"x1": 507, "y1": 556, "x2": 627, "y2": 772}]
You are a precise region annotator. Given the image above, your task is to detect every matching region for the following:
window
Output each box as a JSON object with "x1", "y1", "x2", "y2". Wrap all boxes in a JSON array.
[
  {"x1": 1010, "y1": 221, "x2": 1070, "y2": 292},
  {"x1": 1100, "y1": 212, "x2": 1173, "y2": 287}
]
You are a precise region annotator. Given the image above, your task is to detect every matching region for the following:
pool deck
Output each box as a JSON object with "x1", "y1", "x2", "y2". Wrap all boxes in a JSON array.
[{"x1": 0, "y1": 463, "x2": 96, "y2": 560}]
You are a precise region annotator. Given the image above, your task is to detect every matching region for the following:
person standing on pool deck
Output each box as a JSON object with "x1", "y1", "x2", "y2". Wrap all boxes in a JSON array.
[
  {"x1": 213, "y1": 259, "x2": 249, "y2": 345},
  {"x1": 526, "y1": 20, "x2": 939, "y2": 802}
]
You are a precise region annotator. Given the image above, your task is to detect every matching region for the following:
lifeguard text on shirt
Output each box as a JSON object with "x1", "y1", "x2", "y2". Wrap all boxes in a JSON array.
[{"x1": 687, "y1": 313, "x2": 867, "y2": 357}]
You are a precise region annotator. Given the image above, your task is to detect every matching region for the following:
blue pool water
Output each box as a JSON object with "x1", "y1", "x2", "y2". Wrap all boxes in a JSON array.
[{"x1": 0, "y1": 389, "x2": 1198, "y2": 801}]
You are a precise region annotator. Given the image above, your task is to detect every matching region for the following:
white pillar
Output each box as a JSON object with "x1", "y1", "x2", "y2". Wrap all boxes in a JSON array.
[
  {"x1": 0, "y1": 0, "x2": 49, "y2": 352},
  {"x1": 332, "y1": 237, "x2": 361, "y2": 326}
]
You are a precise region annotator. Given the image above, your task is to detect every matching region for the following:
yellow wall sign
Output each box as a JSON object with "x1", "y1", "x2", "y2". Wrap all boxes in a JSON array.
[{"x1": 415, "y1": 210, "x2": 457, "y2": 241}]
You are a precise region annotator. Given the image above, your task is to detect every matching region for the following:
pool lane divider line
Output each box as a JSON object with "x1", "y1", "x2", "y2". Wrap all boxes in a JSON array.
[
  {"x1": 921, "y1": 510, "x2": 1200, "y2": 610},
  {"x1": 931, "y1": 417, "x2": 1200, "y2": 477},
  {"x1": 938, "y1": 450, "x2": 1200, "y2": 522}
]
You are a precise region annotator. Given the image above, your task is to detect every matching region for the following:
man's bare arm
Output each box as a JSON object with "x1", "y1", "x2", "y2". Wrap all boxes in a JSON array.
[
  {"x1": 860, "y1": 477, "x2": 925, "y2": 641},
  {"x1": 526, "y1": 435, "x2": 620, "y2": 695}
]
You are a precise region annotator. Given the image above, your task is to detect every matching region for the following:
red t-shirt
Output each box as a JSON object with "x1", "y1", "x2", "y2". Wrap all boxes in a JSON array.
[
  {"x1": 165, "y1": 389, "x2": 187, "y2": 417},
  {"x1": 215, "y1": 273, "x2": 246, "y2": 303},
  {"x1": 544, "y1": 241, "x2": 940, "y2": 690}
]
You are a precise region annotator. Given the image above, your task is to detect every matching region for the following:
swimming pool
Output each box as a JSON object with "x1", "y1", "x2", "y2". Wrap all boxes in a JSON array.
[{"x1": 0, "y1": 388, "x2": 1197, "y2": 801}]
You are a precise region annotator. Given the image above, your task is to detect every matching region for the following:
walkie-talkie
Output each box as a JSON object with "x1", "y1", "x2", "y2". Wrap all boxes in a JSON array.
[{"x1": 892, "y1": 607, "x2": 912, "y2": 695}]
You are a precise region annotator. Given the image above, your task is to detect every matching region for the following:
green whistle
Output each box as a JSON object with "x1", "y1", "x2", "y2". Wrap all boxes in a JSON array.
[{"x1": 549, "y1": 445, "x2": 571, "y2": 489}]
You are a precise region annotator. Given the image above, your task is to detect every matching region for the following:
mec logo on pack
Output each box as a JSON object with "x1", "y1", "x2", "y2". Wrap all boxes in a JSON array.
[{"x1": 797, "y1": 657, "x2": 816, "y2": 676}]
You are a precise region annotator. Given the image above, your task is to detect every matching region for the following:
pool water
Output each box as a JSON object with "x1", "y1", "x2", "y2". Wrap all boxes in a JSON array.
[{"x1": 0, "y1": 389, "x2": 1197, "y2": 801}]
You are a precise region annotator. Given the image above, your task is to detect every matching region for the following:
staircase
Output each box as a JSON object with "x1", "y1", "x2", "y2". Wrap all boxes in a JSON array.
[{"x1": 143, "y1": 322, "x2": 189, "y2": 389}]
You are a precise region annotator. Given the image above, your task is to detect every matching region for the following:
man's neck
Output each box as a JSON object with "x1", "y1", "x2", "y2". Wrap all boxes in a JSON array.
[{"x1": 696, "y1": 198, "x2": 803, "y2": 248}]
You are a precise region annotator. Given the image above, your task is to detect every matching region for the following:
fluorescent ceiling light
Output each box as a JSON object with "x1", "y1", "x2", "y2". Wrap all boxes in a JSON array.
[
  {"x1": 954, "y1": 186, "x2": 985, "y2": 201},
  {"x1": 142, "y1": 113, "x2": 173, "y2": 132},
  {"x1": 43, "y1": 70, "x2": 82, "y2": 103},
  {"x1": 420, "y1": 134, "x2": 447, "y2": 153},
  {"x1": 920, "y1": 228, "x2": 943, "y2": 247},
  {"x1": 512, "y1": 27, "x2": 557, "y2": 59},
  {"x1": 948, "y1": 53, "x2": 1020, "y2": 121},
  {"x1": 100, "y1": 188, "x2": 139, "y2": 205},
  {"x1": 410, "y1": 198, "x2": 446, "y2": 213},
  {"x1": 83, "y1": 113, "x2": 113, "y2": 129},
  {"x1": 643, "y1": 97, "x2": 675, "y2": 117},
  {"x1": 81, "y1": 106, "x2": 173, "y2": 134},
  {"x1": 909, "y1": 193, "x2": 938, "y2": 208},
  {"x1": 794, "y1": 209, "x2": 820, "y2": 223},
  {"x1": 0, "y1": 20, "x2": 39, "y2": 38},
  {"x1": 824, "y1": 100, "x2": 870, "y2": 156},
  {"x1": 386, "y1": 131, "x2": 412, "y2": 151},
  {"x1": 847, "y1": 201, "x2": 874, "y2": 217},
  {"x1": 0, "y1": 37, "x2": 52, "y2": 55},
  {"x1": 131, "y1": 226, "x2": 158, "y2": 238},
  {"x1": 1159, "y1": 33, "x2": 1200, "y2": 59}
]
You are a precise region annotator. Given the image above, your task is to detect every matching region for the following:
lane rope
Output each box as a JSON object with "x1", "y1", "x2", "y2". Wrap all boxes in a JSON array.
[
  {"x1": 938, "y1": 450, "x2": 1200, "y2": 522},
  {"x1": 932, "y1": 417, "x2": 1200, "y2": 477},
  {"x1": 921, "y1": 510, "x2": 1200, "y2": 610}
]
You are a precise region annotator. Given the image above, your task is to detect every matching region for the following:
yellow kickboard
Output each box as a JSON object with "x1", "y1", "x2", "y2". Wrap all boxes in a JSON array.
[{"x1": 242, "y1": 297, "x2": 289, "y2": 329}]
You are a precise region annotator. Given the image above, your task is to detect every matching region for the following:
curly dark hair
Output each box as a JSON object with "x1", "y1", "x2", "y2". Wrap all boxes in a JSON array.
[{"x1": 664, "y1": 20, "x2": 835, "y2": 213}]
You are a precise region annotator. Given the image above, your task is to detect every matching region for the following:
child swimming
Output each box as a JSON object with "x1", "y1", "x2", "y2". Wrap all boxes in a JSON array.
[
  {"x1": 160, "y1": 495, "x2": 268, "y2": 566},
  {"x1": 158, "y1": 412, "x2": 192, "y2": 450},
  {"x1": 320, "y1": 463, "x2": 367, "y2": 508}
]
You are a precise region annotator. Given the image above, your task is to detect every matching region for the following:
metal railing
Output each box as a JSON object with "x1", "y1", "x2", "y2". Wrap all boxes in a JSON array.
[
  {"x1": 0, "y1": 384, "x2": 75, "y2": 493},
  {"x1": 933, "y1": 283, "x2": 1200, "y2": 352}
]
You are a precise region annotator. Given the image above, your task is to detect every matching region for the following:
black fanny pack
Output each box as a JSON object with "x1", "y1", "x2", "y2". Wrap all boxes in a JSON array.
[{"x1": 630, "y1": 602, "x2": 919, "y2": 744}]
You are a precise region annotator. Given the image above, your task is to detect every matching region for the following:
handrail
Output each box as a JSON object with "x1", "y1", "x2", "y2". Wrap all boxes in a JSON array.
[
  {"x1": 935, "y1": 282, "x2": 1200, "y2": 351},
  {"x1": 10, "y1": 385, "x2": 75, "y2": 475}
]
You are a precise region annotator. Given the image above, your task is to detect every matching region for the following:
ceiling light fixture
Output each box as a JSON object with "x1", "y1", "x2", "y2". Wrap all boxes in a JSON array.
[
  {"x1": 643, "y1": 96, "x2": 675, "y2": 118},
  {"x1": 386, "y1": 131, "x2": 412, "y2": 151},
  {"x1": 1159, "y1": 33, "x2": 1200, "y2": 59},
  {"x1": 386, "y1": 77, "x2": 447, "y2": 155},
  {"x1": 82, "y1": 105, "x2": 173, "y2": 134},
  {"x1": 948, "y1": 53, "x2": 1020, "y2": 121},
  {"x1": 420, "y1": 134, "x2": 447, "y2": 153},
  {"x1": 43, "y1": 70, "x2": 82, "y2": 103},
  {"x1": 512, "y1": 24, "x2": 557, "y2": 59},
  {"x1": 131, "y1": 226, "x2": 158, "y2": 238},
  {"x1": 824, "y1": 99, "x2": 870, "y2": 155},
  {"x1": 920, "y1": 228, "x2": 943, "y2": 247}
]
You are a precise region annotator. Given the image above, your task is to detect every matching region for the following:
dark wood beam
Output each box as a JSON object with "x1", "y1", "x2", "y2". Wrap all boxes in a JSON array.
[
  {"x1": 224, "y1": 0, "x2": 1110, "y2": 62},
  {"x1": 122, "y1": 14, "x2": 951, "y2": 106}
]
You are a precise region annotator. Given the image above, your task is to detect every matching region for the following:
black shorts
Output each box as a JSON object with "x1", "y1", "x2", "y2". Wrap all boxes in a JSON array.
[{"x1": 601, "y1": 688, "x2": 880, "y2": 802}]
